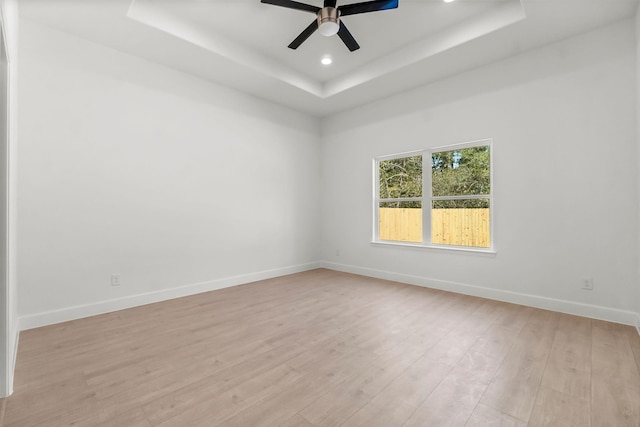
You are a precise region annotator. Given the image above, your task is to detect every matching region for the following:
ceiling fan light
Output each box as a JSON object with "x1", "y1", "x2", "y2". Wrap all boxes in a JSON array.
[
  {"x1": 319, "y1": 21, "x2": 339, "y2": 36},
  {"x1": 317, "y1": 7, "x2": 340, "y2": 37}
]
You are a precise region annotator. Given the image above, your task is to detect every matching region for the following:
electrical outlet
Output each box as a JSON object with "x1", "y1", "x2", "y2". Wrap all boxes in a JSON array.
[
  {"x1": 111, "y1": 274, "x2": 121, "y2": 287},
  {"x1": 581, "y1": 278, "x2": 593, "y2": 291}
]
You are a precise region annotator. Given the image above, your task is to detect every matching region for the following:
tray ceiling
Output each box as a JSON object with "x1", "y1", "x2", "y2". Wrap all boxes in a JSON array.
[{"x1": 19, "y1": 0, "x2": 640, "y2": 116}]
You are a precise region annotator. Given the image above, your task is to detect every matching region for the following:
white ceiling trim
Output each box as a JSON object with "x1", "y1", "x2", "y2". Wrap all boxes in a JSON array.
[
  {"x1": 128, "y1": 0, "x2": 525, "y2": 100},
  {"x1": 324, "y1": 0, "x2": 526, "y2": 97},
  {"x1": 127, "y1": 0, "x2": 323, "y2": 97}
]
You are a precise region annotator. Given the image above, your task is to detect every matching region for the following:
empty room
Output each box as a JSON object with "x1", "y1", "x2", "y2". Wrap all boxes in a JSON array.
[{"x1": 0, "y1": 0, "x2": 639, "y2": 426}]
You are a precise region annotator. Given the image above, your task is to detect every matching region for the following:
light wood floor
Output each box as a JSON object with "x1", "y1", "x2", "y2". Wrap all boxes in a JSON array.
[{"x1": 5, "y1": 269, "x2": 640, "y2": 426}]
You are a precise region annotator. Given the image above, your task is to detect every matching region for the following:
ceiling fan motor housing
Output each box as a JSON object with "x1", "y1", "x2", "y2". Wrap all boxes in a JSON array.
[{"x1": 317, "y1": 7, "x2": 340, "y2": 36}]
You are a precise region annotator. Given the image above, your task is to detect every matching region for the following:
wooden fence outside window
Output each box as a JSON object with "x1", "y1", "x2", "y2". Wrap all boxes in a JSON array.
[{"x1": 379, "y1": 208, "x2": 490, "y2": 248}]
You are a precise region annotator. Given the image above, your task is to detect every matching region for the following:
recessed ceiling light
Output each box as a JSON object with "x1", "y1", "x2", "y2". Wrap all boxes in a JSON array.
[
  {"x1": 443, "y1": 0, "x2": 455, "y2": 3},
  {"x1": 321, "y1": 56, "x2": 332, "y2": 66}
]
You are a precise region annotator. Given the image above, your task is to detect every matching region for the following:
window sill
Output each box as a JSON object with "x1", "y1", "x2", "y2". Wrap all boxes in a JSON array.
[{"x1": 370, "y1": 240, "x2": 497, "y2": 256}]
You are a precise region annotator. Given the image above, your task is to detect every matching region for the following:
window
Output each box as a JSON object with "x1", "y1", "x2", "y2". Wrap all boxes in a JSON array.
[
  {"x1": 377, "y1": 154, "x2": 423, "y2": 243},
  {"x1": 374, "y1": 140, "x2": 492, "y2": 251}
]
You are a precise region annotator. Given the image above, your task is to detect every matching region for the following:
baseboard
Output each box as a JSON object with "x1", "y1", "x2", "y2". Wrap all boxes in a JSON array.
[
  {"x1": 16, "y1": 260, "x2": 640, "y2": 332},
  {"x1": 8, "y1": 326, "x2": 17, "y2": 396},
  {"x1": 320, "y1": 261, "x2": 639, "y2": 327},
  {"x1": 0, "y1": 395, "x2": 6, "y2": 427},
  {"x1": 19, "y1": 262, "x2": 321, "y2": 331},
  {"x1": 0, "y1": 322, "x2": 18, "y2": 399}
]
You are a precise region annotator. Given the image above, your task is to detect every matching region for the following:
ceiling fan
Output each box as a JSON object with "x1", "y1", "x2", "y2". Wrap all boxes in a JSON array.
[{"x1": 261, "y1": 0, "x2": 399, "y2": 52}]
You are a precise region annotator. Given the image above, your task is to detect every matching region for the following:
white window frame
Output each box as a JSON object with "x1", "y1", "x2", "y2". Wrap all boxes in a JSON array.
[{"x1": 373, "y1": 139, "x2": 494, "y2": 254}]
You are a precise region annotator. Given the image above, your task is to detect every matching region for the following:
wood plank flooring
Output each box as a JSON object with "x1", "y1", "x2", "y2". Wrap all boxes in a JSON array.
[{"x1": 5, "y1": 269, "x2": 640, "y2": 426}]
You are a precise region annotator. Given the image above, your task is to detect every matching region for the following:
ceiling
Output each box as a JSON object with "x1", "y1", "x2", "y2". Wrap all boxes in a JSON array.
[{"x1": 18, "y1": 0, "x2": 640, "y2": 117}]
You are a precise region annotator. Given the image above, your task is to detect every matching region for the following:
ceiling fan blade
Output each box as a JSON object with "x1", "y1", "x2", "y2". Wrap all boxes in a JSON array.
[
  {"x1": 288, "y1": 20, "x2": 319, "y2": 49},
  {"x1": 324, "y1": 0, "x2": 337, "y2": 7},
  {"x1": 261, "y1": 0, "x2": 320, "y2": 14},
  {"x1": 338, "y1": 0, "x2": 398, "y2": 16},
  {"x1": 337, "y1": 21, "x2": 360, "y2": 51}
]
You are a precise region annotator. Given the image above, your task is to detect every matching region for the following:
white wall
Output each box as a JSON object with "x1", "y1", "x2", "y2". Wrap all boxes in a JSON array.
[
  {"x1": 15, "y1": 15, "x2": 640, "y2": 332},
  {"x1": 17, "y1": 21, "x2": 321, "y2": 328},
  {"x1": 0, "y1": 0, "x2": 17, "y2": 398},
  {"x1": 636, "y1": 5, "x2": 640, "y2": 331},
  {"x1": 320, "y1": 20, "x2": 639, "y2": 325}
]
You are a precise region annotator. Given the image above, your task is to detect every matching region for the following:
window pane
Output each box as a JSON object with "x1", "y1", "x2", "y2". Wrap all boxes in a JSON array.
[
  {"x1": 379, "y1": 201, "x2": 422, "y2": 243},
  {"x1": 379, "y1": 155, "x2": 422, "y2": 199},
  {"x1": 432, "y1": 199, "x2": 490, "y2": 248},
  {"x1": 432, "y1": 146, "x2": 490, "y2": 197}
]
